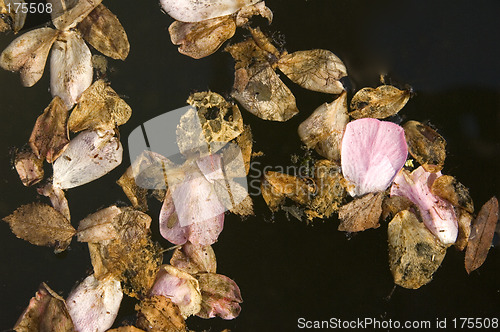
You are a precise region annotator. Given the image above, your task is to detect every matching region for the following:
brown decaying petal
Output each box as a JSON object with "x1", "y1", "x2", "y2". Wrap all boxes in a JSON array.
[
  {"x1": 117, "y1": 165, "x2": 149, "y2": 212},
  {"x1": 0, "y1": 0, "x2": 27, "y2": 33},
  {"x1": 196, "y1": 273, "x2": 243, "y2": 320},
  {"x1": 455, "y1": 209, "x2": 472, "y2": 251},
  {"x1": 349, "y1": 85, "x2": 410, "y2": 119},
  {"x1": 235, "y1": 1, "x2": 273, "y2": 26},
  {"x1": 29, "y1": 96, "x2": 69, "y2": 163},
  {"x1": 388, "y1": 210, "x2": 447, "y2": 289},
  {"x1": 431, "y1": 174, "x2": 474, "y2": 213},
  {"x1": 403, "y1": 120, "x2": 446, "y2": 172},
  {"x1": 278, "y1": 49, "x2": 347, "y2": 94},
  {"x1": 48, "y1": 0, "x2": 103, "y2": 30},
  {"x1": 14, "y1": 148, "x2": 44, "y2": 187},
  {"x1": 14, "y1": 282, "x2": 74, "y2": 332},
  {"x1": 464, "y1": 197, "x2": 499, "y2": 274},
  {"x1": 37, "y1": 183, "x2": 71, "y2": 222},
  {"x1": 3, "y1": 203, "x2": 75, "y2": 253},
  {"x1": 261, "y1": 171, "x2": 315, "y2": 211},
  {"x1": 338, "y1": 192, "x2": 384, "y2": 232},
  {"x1": 171, "y1": 243, "x2": 217, "y2": 274},
  {"x1": 76, "y1": 205, "x2": 122, "y2": 243},
  {"x1": 78, "y1": 4, "x2": 130, "y2": 60},
  {"x1": 169, "y1": 15, "x2": 236, "y2": 59},
  {"x1": 136, "y1": 295, "x2": 187, "y2": 332}
]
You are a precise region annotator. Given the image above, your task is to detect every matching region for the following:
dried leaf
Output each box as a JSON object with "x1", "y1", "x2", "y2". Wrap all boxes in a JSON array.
[
  {"x1": 77, "y1": 4, "x2": 129, "y2": 60},
  {"x1": 235, "y1": 1, "x2": 273, "y2": 26},
  {"x1": 298, "y1": 92, "x2": 348, "y2": 162},
  {"x1": 14, "y1": 148, "x2": 44, "y2": 186},
  {"x1": 50, "y1": 30, "x2": 93, "y2": 109},
  {"x1": 464, "y1": 197, "x2": 499, "y2": 273},
  {"x1": 159, "y1": 0, "x2": 260, "y2": 22},
  {"x1": 341, "y1": 118, "x2": 408, "y2": 196},
  {"x1": 349, "y1": 85, "x2": 410, "y2": 119},
  {"x1": 14, "y1": 283, "x2": 74, "y2": 332},
  {"x1": 76, "y1": 205, "x2": 122, "y2": 242},
  {"x1": 196, "y1": 273, "x2": 243, "y2": 320},
  {"x1": 66, "y1": 274, "x2": 122, "y2": 332},
  {"x1": 29, "y1": 96, "x2": 69, "y2": 163},
  {"x1": 225, "y1": 38, "x2": 272, "y2": 70},
  {"x1": 3, "y1": 203, "x2": 75, "y2": 252},
  {"x1": 68, "y1": 79, "x2": 132, "y2": 132},
  {"x1": 338, "y1": 192, "x2": 384, "y2": 232},
  {"x1": 48, "y1": 0, "x2": 103, "y2": 30},
  {"x1": 0, "y1": 27, "x2": 58, "y2": 87},
  {"x1": 278, "y1": 49, "x2": 347, "y2": 94},
  {"x1": 136, "y1": 295, "x2": 187, "y2": 332},
  {"x1": 150, "y1": 265, "x2": 202, "y2": 318},
  {"x1": 403, "y1": 120, "x2": 446, "y2": 172},
  {"x1": 169, "y1": 15, "x2": 236, "y2": 59},
  {"x1": 232, "y1": 63, "x2": 299, "y2": 121},
  {"x1": 52, "y1": 130, "x2": 123, "y2": 189},
  {"x1": 388, "y1": 210, "x2": 447, "y2": 289},
  {"x1": 171, "y1": 243, "x2": 217, "y2": 274},
  {"x1": 431, "y1": 175, "x2": 474, "y2": 213},
  {"x1": 37, "y1": 183, "x2": 71, "y2": 222},
  {"x1": 391, "y1": 167, "x2": 458, "y2": 245}
]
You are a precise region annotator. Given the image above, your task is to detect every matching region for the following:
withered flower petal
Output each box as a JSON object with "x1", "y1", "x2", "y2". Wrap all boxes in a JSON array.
[
  {"x1": 66, "y1": 274, "x2": 123, "y2": 332},
  {"x1": 261, "y1": 171, "x2": 315, "y2": 209},
  {"x1": 76, "y1": 205, "x2": 122, "y2": 243},
  {"x1": 388, "y1": 210, "x2": 447, "y2": 289},
  {"x1": 464, "y1": 197, "x2": 499, "y2": 274},
  {"x1": 403, "y1": 120, "x2": 446, "y2": 172},
  {"x1": 136, "y1": 295, "x2": 187, "y2": 332},
  {"x1": 278, "y1": 49, "x2": 347, "y2": 94},
  {"x1": 235, "y1": 1, "x2": 273, "y2": 26},
  {"x1": 29, "y1": 96, "x2": 69, "y2": 163},
  {"x1": 430, "y1": 174, "x2": 474, "y2": 213},
  {"x1": 0, "y1": 0, "x2": 27, "y2": 33},
  {"x1": 150, "y1": 265, "x2": 202, "y2": 318},
  {"x1": 455, "y1": 209, "x2": 472, "y2": 251},
  {"x1": 14, "y1": 282, "x2": 74, "y2": 332},
  {"x1": 169, "y1": 15, "x2": 236, "y2": 59},
  {"x1": 37, "y1": 182, "x2": 71, "y2": 222},
  {"x1": 232, "y1": 63, "x2": 299, "y2": 121},
  {"x1": 14, "y1": 148, "x2": 44, "y2": 187},
  {"x1": 196, "y1": 273, "x2": 243, "y2": 320},
  {"x1": 160, "y1": 0, "x2": 260, "y2": 22},
  {"x1": 117, "y1": 165, "x2": 149, "y2": 212},
  {"x1": 171, "y1": 243, "x2": 217, "y2": 274},
  {"x1": 3, "y1": 203, "x2": 75, "y2": 252},
  {"x1": 107, "y1": 327, "x2": 146, "y2": 332},
  {"x1": 0, "y1": 27, "x2": 58, "y2": 87},
  {"x1": 50, "y1": 30, "x2": 93, "y2": 110},
  {"x1": 338, "y1": 192, "x2": 384, "y2": 233},
  {"x1": 349, "y1": 85, "x2": 410, "y2": 119},
  {"x1": 68, "y1": 79, "x2": 132, "y2": 133},
  {"x1": 48, "y1": 0, "x2": 103, "y2": 30}
]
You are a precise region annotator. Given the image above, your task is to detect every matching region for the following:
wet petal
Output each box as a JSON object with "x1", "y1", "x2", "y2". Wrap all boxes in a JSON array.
[
  {"x1": 37, "y1": 182, "x2": 71, "y2": 222},
  {"x1": 136, "y1": 295, "x2": 187, "y2": 332},
  {"x1": 341, "y1": 118, "x2": 407, "y2": 196},
  {"x1": 403, "y1": 120, "x2": 446, "y2": 172},
  {"x1": 195, "y1": 273, "x2": 242, "y2": 320},
  {"x1": 14, "y1": 148, "x2": 44, "y2": 186},
  {"x1": 76, "y1": 205, "x2": 122, "y2": 243},
  {"x1": 349, "y1": 85, "x2": 410, "y2": 119},
  {"x1": 170, "y1": 243, "x2": 217, "y2": 274},
  {"x1": 48, "y1": 0, "x2": 103, "y2": 30},
  {"x1": 160, "y1": 0, "x2": 260, "y2": 22}
]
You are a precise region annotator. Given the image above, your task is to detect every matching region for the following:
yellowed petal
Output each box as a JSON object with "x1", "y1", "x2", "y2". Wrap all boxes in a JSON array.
[
  {"x1": 48, "y1": 0, "x2": 103, "y2": 30},
  {"x1": 349, "y1": 85, "x2": 410, "y2": 119}
]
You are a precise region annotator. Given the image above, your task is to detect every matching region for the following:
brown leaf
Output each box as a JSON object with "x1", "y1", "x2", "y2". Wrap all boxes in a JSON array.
[
  {"x1": 232, "y1": 63, "x2": 299, "y2": 121},
  {"x1": 3, "y1": 203, "x2": 75, "y2": 252},
  {"x1": 171, "y1": 243, "x2": 217, "y2": 274},
  {"x1": 14, "y1": 283, "x2": 74, "y2": 332},
  {"x1": 403, "y1": 120, "x2": 446, "y2": 172},
  {"x1": 349, "y1": 85, "x2": 410, "y2": 119},
  {"x1": 431, "y1": 175, "x2": 474, "y2": 213},
  {"x1": 465, "y1": 197, "x2": 499, "y2": 274},
  {"x1": 388, "y1": 210, "x2": 447, "y2": 289},
  {"x1": 136, "y1": 296, "x2": 187, "y2": 332},
  {"x1": 68, "y1": 79, "x2": 132, "y2": 132},
  {"x1": 278, "y1": 49, "x2": 347, "y2": 94},
  {"x1": 338, "y1": 192, "x2": 384, "y2": 232},
  {"x1": 77, "y1": 4, "x2": 130, "y2": 60},
  {"x1": 169, "y1": 15, "x2": 236, "y2": 59},
  {"x1": 29, "y1": 97, "x2": 69, "y2": 163},
  {"x1": 14, "y1": 148, "x2": 44, "y2": 186}
]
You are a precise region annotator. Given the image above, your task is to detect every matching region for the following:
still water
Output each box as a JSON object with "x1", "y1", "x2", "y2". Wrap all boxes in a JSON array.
[{"x1": 1, "y1": 0, "x2": 499, "y2": 330}]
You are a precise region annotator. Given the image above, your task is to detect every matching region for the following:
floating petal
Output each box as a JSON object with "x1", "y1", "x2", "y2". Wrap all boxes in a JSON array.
[{"x1": 160, "y1": 0, "x2": 260, "y2": 22}]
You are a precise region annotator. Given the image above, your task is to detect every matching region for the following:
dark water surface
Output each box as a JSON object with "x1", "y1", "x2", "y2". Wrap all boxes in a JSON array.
[{"x1": 1, "y1": 0, "x2": 499, "y2": 330}]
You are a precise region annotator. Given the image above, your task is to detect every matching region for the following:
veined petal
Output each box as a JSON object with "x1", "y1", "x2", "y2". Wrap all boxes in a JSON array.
[{"x1": 160, "y1": 0, "x2": 260, "y2": 22}]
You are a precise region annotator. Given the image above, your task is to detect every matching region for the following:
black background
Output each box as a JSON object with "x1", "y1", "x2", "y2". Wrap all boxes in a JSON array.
[{"x1": 1, "y1": 0, "x2": 499, "y2": 330}]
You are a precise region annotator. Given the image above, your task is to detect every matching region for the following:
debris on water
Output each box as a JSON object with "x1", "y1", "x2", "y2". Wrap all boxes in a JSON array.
[
  {"x1": 403, "y1": 120, "x2": 446, "y2": 173},
  {"x1": 349, "y1": 85, "x2": 410, "y2": 120}
]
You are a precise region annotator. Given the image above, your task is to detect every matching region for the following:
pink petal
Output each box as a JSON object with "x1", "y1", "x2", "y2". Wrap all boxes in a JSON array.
[
  {"x1": 390, "y1": 166, "x2": 458, "y2": 244},
  {"x1": 341, "y1": 118, "x2": 407, "y2": 196}
]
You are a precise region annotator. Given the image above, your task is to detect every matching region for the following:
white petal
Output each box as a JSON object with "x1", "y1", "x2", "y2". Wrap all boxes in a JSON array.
[
  {"x1": 66, "y1": 274, "x2": 122, "y2": 332},
  {"x1": 50, "y1": 30, "x2": 93, "y2": 109},
  {"x1": 160, "y1": 0, "x2": 260, "y2": 22},
  {"x1": 53, "y1": 130, "x2": 122, "y2": 189},
  {"x1": 48, "y1": 0, "x2": 103, "y2": 30}
]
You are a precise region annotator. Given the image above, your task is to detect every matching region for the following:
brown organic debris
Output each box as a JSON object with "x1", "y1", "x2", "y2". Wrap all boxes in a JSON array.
[
  {"x1": 455, "y1": 209, "x2": 472, "y2": 251},
  {"x1": 169, "y1": 15, "x2": 236, "y2": 59},
  {"x1": 14, "y1": 148, "x2": 44, "y2": 186},
  {"x1": 117, "y1": 165, "x2": 149, "y2": 212},
  {"x1": 349, "y1": 85, "x2": 410, "y2": 119},
  {"x1": 388, "y1": 210, "x2": 447, "y2": 289},
  {"x1": 3, "y1": 203, "x2": 75, "y2": 253},
  {"x1": 77, "y1": 4, "x2": 130, "y2": 60},
  {"x1": 381, "y1": 195, "x2": 413, "y2": 221},
  {"x1": 68, "y1": 79, "x2": 132, "y2": 132},
  {"x1": 261, "y1": 171, "x2": 315, "y2": 211},
  {"x1": 196, "y1": 273, "x2": 243, "y2": 320},
  {"x1": 29, "y1": 96, "x2": 69, "y2": 163},
  {"x1": 136, "y1": 295, "x2": 187, "y2": 332},
  {"x1": 76, "y1": 205, "x2": 122, "y2": 243},
  {"x1": 171, "y1": 243, "x2": 217, "y2": 274},
  {"x1": 403, "y1": 120, "x2": 446, "y2": 172},
  {"x1": 431, "y1": 175, "x2": 474, "y2": 213},
  {"x1": 338, "y1": 192, "x2": 384, "y2": 232},
  {"x1": 37, "y1": 183, "x2": 71, "y2": 222},
  {"x1": 464, "y1": 197, "x2": 499, "y2": 274}
]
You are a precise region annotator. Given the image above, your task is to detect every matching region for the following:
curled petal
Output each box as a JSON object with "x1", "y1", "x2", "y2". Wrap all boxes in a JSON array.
[
  {"x1": 390, "y1": 166, "x2": 458, "y2": 244},
  {"x1": 341, "y1": 118, "x2": 407, "y2": 196},
  {"x1": 160, "y1": 0, "x2": 260, "y2": 22},
  {"x1": 196, "y1": 273, "x2": 243, "y2": 320}
]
